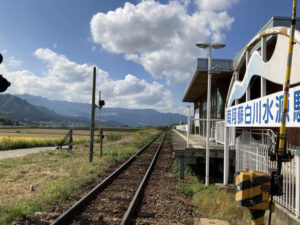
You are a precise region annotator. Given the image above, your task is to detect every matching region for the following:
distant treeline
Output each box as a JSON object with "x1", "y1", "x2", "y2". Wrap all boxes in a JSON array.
[{"x1": 0, "y1": 125, "x2": 168, "y2": 132}]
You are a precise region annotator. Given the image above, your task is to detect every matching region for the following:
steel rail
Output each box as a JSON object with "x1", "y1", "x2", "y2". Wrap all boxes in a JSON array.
[
  {"x1": 120, "y1": 132, "x2": 167, "y2": 225},
  {"x1": 50, "y1": 133, "x2": 162, "y2": 225}
]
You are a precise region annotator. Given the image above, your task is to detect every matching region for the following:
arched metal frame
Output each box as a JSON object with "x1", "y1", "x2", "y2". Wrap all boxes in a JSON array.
[{"x1": 225, "y1": 26, "x2": 300, "y2": 107}]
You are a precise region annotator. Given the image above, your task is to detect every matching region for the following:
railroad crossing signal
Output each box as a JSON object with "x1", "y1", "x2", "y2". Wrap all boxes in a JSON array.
[
  {"x1": 98, "y1": 91, "x2": 105, "y2": 157},
  {"x1": 235, "y1": 1, "x2": 297, "y2": 225},
  {"x1": 99, "y1": 99, "x2": 105, "y2": 109},
  {"x1": 0, "y1": 53, "x2": 11, "y2": 92}
]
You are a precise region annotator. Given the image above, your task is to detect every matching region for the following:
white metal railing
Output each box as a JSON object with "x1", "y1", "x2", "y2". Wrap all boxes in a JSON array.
[
  {"x1": 215, "y1": 120, "x2": 235, "y2": 146},
  {"x1": 236, "y1": 129, "x2": 300, "y2": 218},
  {"x1": 175, "y1": 124, "x2": 188, "y2": 132},
  {"x1": 186, "y1": 118, "x2": 235, "y2": 147}
]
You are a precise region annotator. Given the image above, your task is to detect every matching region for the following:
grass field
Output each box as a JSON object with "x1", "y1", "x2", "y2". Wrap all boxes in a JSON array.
[
  {"x1": 0, "y1": 127, "x2": 138, "y2": 150},
  {"x1": 0, "y1": 127, "x2": 161, "y2": 224},
  {"x1": 172, "y1": 162, "x2": 251, "y2": 225},
  {"x1": 0, "y1": 127, "x2": 133, "y2": 139}
]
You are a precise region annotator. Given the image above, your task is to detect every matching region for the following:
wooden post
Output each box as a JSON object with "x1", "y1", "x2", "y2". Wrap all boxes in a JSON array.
[
  {"x1": 179, "y1": 156, "x2": 184, "y2": 180},
  {"x1": 89, "y1": 67, "x2": 96, "y2": 162},
  {"x1": 68, "y1": 128, "x2": 73, "y2": 153}
]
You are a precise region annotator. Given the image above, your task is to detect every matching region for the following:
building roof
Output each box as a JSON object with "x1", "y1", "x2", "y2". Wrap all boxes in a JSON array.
[
  {"x1": 233, "y1": 17, "x2": 300, "y2": 68},
  {"x1": 182, "y1": 17, "x2": 300, "y2": 104},
  {"x1": 182, "y1": 58, "x2": 233, "y2": 102}
]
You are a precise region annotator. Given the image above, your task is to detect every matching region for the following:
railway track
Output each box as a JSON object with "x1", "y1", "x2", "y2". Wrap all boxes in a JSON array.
[{"x1": 51, "y1": 132, "x2": 166, "y2": 225}]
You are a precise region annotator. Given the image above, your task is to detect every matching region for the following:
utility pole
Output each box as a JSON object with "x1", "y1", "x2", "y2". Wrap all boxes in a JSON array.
[{"x1": 89, "y1": 67, "x2": 96, "y2": 162}]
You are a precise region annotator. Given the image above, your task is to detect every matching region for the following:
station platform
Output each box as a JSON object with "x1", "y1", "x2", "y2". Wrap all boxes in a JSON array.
[{"x1": 171, "y1": 129, "x2": 235, "y2": 179}]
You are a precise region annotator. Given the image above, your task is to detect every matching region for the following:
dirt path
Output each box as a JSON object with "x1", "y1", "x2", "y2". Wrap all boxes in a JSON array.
[{"x1": 0, "y1": 146, "x2": 56, "y2": 160}]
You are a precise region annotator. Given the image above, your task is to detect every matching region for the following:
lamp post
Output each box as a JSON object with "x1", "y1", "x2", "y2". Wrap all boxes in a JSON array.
[{"x1": 196, "y1": 42, "x2": 225, "y2": 186}]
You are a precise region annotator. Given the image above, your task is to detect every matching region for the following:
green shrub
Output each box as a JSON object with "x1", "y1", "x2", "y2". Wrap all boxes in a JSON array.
[
  {"x1": 0, "y1": 137, "x2": 88, "y2": 151},
  {"x1": 106, "y1": 134, "x2": 122, "y2": 141}
]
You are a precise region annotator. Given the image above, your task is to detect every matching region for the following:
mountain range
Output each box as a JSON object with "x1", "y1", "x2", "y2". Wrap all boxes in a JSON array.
[
  {"x1": 0, "y1": 94, "x2": 90, "y2": 126},
  {"x1": 3, "y1": 94, "x2": 186, "y2": 127}
]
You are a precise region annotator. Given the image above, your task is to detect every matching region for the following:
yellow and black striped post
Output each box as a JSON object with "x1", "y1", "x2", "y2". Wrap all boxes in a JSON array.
[
  {"x1": 267, "y1": 3, "x2": 297, "y2": 224},
  {"x1": 249, "y1": 210, "x2": 266, "y2": 225},
  {"x1": 236, "y1": 169, "x2": 271, "y2": 225},
  {"x1": 278, "y1": 0, "x2": 297, "y2": 160}
]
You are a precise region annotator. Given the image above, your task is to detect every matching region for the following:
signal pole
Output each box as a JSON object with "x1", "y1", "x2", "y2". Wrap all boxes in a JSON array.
[{"x1": 99, "y1": 91, "x2": 103, "y2": 157}]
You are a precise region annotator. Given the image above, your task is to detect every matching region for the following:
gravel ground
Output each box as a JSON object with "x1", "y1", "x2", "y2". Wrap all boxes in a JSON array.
[
  {"x1": 0, "y1": 146, "x2": 56, "y2": 160},
  {"x1": 70, "y1": 144, "x2": 159, "y2": 225},
  {"x1": 132, "y1": 139, "x2": 194, "y2": 224}
]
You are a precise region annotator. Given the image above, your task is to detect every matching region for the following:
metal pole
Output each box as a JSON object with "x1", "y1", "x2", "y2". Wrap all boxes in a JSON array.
[
  {"x1": 187, "y1": 118, "x2": 189, "y2": 148},
  {"x1": 99, "y1": 91, "x2": 101, "y2": 134},
  {"x1": 187, "y1": 106, "x2": 190, "y2": 148},
  {"x1": 296, "y1": 150, "x2": 300, "y2": 218},
  {"x1": 99, "y1": 91, "x2": 103, "y2": 157},
  {"x1": 278, "y1": 0, "x2": 297, "y2": 157},
  {"x1": 245, "y1": 50, "x2": 251, "y2": 101},
  {"x1": 89, "y1": 67, "x2": 96, "y2": 162},
  {"x1": 223, "y1": 126, "x2": 229, "y2": 185},
  {"x1": 100, "y1": 129, "x2": 103, "y2": 157},
  {"x1": 205, "y1": 45, "x2": 212, "y2": 186},
  {"x1": 188, "y1": 106, "x2": 191, "y2": 130},
  {"x1": 261, "y1": 37, "x2": 267, "y2": 97}
]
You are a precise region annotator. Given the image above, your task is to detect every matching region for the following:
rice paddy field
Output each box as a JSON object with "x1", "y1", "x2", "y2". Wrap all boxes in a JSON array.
[
  {"x1": 0, "y1": 127, "x2": 141, "y2": 150},
  {"x1": 0, "y1": 127, "x2": 134, "y2": 139},
  {"x1": 0, "y1": 127, "x2": 161, "y2": 224}
]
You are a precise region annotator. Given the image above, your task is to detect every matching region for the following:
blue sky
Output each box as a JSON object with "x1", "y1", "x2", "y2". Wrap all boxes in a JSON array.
[{"x1": 0, "y1": 0, "x2": 296, "y2": 114}]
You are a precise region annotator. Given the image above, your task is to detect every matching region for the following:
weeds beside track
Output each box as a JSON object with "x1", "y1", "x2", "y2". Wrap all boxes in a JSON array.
[{"x1": 0, "y1": 128, "x2": 160, "y2": 224}]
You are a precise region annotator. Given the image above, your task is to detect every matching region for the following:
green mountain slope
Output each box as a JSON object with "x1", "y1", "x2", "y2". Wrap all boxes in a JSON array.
[
  {"x1": 0, "y1": 94, "x2": 89, "y2": 125},
  {"x1": 17, "y1": 94, "x2": 187, "y2": 126}
]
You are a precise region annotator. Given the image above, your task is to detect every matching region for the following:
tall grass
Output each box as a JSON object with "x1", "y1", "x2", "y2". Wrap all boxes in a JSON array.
[
  {"x1": 95, "y1": 134, "x2": 122, "y2": 143},
  {"x1": 0, "y1": 128, "x2": 160, "y2": 224},
  {"x1": 173, "y1": 162, "x2": 251, "y2": 225},
  {"x1": 0, "y1": 137, "x2": 88, "y2": 150},
  {"x1": 106, "y1": 134, "x2": 122, "y2": 141}
]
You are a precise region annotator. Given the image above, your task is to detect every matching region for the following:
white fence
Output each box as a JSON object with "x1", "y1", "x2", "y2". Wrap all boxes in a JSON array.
[
  {"x1": 215, "y1": 121, "x2": 235, "y2": 146},
  {"x1": 236, "y1": 129, "x2": 300, "y2": 218},
  {"x1": 175, "y1": 124, "x2": 188, "y2": 132},
  {"x1": 186, "y1": 118, "x2": 235, "y2": 147}
]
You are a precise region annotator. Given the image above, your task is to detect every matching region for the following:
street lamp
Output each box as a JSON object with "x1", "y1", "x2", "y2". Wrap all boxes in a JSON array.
[{"x1": 196, "y1": 42, "x2": 225, "y2": 186}]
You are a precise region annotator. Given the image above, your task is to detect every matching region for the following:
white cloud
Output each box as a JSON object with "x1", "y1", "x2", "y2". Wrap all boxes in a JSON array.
[
  {"x1": 1, "y1": 48, "x2": 176, "y2": 112},
  {"x1": 7, "y1": 56, "x2": 22, "y2": 68},
  {"x1": 90, "y1": 0, "x2": 236, "y2": 84},
  {"x1": 195, "y1": 0, "x2": 239, "y2": 11}
]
